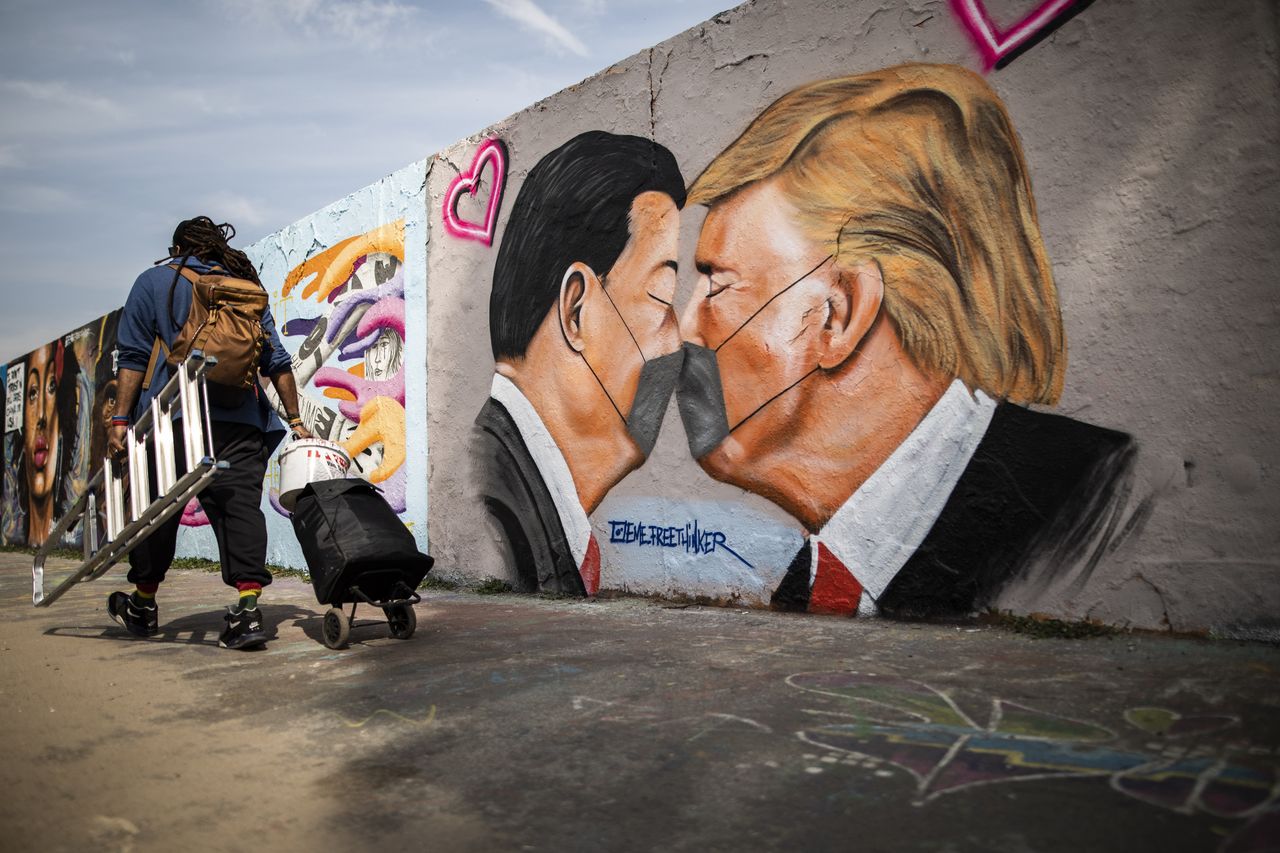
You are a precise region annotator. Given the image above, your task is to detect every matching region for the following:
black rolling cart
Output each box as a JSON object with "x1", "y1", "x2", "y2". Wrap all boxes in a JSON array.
[{"x1": 289, "y1": 479, "x2": 434, "y2": 650}]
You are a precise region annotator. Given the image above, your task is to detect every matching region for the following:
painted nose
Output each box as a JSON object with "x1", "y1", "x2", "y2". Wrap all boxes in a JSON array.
[{"x1": 679, "y1": 291, "x2": 706, "y2": 348}]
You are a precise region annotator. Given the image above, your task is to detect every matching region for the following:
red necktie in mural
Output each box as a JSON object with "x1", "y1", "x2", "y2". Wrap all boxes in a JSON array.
[
  {"x1": 580, "y1": 534, "x2": 601, "y2": 597},
  {"x1": 809, "y1": 541, "x2": 863, "y2": 615}
]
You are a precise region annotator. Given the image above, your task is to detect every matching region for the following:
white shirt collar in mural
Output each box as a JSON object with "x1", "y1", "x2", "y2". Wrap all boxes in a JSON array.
[
  {"x1": 814, "y1": 377, "x2": 997, "y2": 612},
  {"x1": 489, "y1": 373, "x2": 592, "y2": 570}
]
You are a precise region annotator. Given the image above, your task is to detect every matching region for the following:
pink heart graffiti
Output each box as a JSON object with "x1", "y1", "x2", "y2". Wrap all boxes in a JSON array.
[
  {"x1": 949, "y1": 0, "x2": 1082, "y2": 71},
  {"x1": 443, "y1": 137, "x2": 508, "y2": 245}
]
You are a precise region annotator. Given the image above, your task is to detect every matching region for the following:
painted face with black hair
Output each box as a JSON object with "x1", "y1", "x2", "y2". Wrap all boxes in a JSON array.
[
  {"x1": 569, "y1": 191, "x2": 684, "y2": 458},
  {"x1": 23, "y1": 342, "x2": 61, "y2": 506}
]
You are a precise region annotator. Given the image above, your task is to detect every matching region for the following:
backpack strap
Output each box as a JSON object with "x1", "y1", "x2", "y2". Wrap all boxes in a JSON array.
[
  {"x1": 141, "y1": 336, "x2": 170, "y2": 392},
  {"x1": 145, "y1": 262, "x2": 200, "y2": 391}
]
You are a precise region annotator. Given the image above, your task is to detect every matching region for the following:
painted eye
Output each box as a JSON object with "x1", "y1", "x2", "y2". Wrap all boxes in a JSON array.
[{"x1": 706, "y1": 275, "x2": 733, "y2": 299}]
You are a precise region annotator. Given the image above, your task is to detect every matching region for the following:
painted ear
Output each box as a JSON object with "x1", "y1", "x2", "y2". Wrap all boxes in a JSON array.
[
  {"x1": 557, "y1": 262, "x2": 597, "y2": 353},
  {"x1": 818, "y1": 260, "x2": 884, "y2": 370}
]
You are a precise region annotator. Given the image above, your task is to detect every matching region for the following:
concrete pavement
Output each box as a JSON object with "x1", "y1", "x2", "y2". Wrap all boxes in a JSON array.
[{"x1": 1, "y1": 552, "x2": 1278, "y2": 852}]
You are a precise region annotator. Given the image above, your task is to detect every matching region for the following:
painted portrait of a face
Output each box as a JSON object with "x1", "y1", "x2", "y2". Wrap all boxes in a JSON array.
[
  {"x1": 22, "y1": 341, "x2": 62, "y2": 544},
  {"x1": 365, "y1": 329, "x2": 404, "y2": 382}
]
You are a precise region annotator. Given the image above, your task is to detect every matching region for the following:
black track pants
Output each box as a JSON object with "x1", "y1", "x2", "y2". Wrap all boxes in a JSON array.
[{"x1": 127, "y1": 421, "x2": 273, "y2": 589}]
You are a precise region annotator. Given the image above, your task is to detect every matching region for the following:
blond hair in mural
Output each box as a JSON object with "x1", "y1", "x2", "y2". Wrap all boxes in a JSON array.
[{"x1": 689, "y1": 63, "x2": 1064, "y2": 405}]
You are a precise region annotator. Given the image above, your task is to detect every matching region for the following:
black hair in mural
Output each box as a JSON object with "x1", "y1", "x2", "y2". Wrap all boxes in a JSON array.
[
  {"x1": 88, "y1": 310, "x2": 122, "y2": 478},
  {"x1": 489, "y1": 131, "x2": 687, "y2": 361},
  {"x1": 168, "y1": 216, "x2": 262, "y2": 285}
]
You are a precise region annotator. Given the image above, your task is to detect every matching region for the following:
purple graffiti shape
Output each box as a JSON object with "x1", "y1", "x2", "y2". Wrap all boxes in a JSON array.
[
  {"x1": 326, "y1": 266, "x2": 404, "y2": 353},
  {"x1": 312, "y1": 366, "x2": 405, "y2": 423},
  {"x1": 339, "y1": 296, "x2": 406, "y2": 362},
  {"x1": 377, "y1": 466, "x2": 407, "y2": 514},
  {"x1": 281, "y1": 316, "x2": 322, "y2": 339}
]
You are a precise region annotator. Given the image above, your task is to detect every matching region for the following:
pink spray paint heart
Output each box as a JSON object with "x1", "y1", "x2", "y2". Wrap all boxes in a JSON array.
[
  {"x1": 949, "y1": 0, "x2": 1083, "y2": 71},
  {"x1": 442, "y1": 137, "x2": 508, "y2": 246}
]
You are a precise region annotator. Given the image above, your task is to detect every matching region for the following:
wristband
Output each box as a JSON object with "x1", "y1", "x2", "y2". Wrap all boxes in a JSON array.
[{"x1": 111, "y1": 416, "x2": 130, "y2": 426}]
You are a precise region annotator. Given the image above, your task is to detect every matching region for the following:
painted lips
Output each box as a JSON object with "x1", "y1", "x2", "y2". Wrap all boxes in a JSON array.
[{"x1": 33, "y1": 435, "x2": 48, "y2": 469}]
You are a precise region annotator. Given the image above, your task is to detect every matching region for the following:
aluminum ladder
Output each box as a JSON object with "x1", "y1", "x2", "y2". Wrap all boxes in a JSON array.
[{"x1": 31, "y1": 353, "x2": 228, "y2": 606}]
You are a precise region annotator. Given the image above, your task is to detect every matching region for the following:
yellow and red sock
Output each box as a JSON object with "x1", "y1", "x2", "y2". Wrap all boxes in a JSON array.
[
  {"x1": 235, "y1": 582, "x2": 262, "y2": 610},
  {"x1": 132, "y1": 583, "x2": 159, "y2": 605}
]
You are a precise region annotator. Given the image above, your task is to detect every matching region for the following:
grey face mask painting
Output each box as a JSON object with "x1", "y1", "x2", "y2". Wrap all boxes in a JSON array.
[
  {"x1": 574, "y1": 273, "x2": 684, "y2": 459},
  {"x1": 676, "y1": 342, "x2": 730, "y2": 460},
  {"x1": 625, "y1": 346, "x2": 685, "y2": 457}
]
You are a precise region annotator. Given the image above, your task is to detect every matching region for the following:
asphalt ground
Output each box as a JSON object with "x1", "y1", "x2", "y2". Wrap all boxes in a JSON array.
[{"x1": 1, "y1": 553, "x2": 1278, "y2": 852}]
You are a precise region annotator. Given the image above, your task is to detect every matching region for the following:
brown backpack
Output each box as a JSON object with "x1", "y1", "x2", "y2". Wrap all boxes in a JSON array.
[{"x1": 143, "y1": 264, "x2": 271, "y2": 405}]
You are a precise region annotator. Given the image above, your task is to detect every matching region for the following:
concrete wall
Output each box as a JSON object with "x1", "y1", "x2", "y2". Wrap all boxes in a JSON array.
[
  {"x1": 5, "y1": 0, "x2": 1278, "y2": 637},
  {"x1": 426, "y1": 0, "x2": 1279, "y2": 636}
]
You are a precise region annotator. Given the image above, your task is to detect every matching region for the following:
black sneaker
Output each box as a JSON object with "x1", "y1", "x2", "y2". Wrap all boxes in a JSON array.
[
  {"x1": 107, "y1": 591, "x2": 159, "y2": 637},
  {"x1": 219, "y1": 605, "x2": 268, "y2": 650}
]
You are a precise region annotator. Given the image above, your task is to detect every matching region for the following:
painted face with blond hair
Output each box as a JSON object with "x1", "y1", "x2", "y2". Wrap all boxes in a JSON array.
[{"x1": 676, "y1": 63, "x2": 1065, "y2": 525}]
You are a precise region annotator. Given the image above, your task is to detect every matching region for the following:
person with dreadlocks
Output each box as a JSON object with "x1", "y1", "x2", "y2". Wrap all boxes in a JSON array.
[{"x1": 106, "y1": 216, "x2": 312, "y2": 649}]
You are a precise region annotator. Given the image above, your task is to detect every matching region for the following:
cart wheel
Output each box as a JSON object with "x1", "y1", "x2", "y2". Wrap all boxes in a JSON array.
[
  {"x1": 322, "y1": 607, "x2": 350, "y2": 649},
  {"x1": 385, "y1": 605, "x2": 417, "y2": 640}
]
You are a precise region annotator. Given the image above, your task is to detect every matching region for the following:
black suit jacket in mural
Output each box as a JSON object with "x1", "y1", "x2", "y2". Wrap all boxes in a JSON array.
[
  {"x1": 472, "y1": 397, "x2": 588, "y2": 596},
  {"x1": 771, "y1": 404, "x2": 1139, "y2": 617}
]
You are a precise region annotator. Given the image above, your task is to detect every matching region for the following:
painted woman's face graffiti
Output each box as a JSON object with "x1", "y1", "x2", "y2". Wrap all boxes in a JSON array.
[
  {"x1": 23, "y1": 343, "x2": 60, "y2": 505},
  {"x1": 365, "y1": 330, "x2": 403, "y2": 382}
]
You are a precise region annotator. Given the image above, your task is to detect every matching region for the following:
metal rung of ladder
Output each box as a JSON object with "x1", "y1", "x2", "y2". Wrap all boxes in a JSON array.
[{"x1": 32, "y1": 353, "x2": 228, "y2": 607}]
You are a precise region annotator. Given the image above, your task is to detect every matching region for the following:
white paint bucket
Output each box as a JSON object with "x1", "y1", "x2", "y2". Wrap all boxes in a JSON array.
[{"x1": 278, "y1": 438, "x2": 352, "y2": 511}]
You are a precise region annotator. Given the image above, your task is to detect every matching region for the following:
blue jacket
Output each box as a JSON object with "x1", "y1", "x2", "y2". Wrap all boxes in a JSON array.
[{"x1": 117, "y1": 256, "x2": 291, "y2": 436}]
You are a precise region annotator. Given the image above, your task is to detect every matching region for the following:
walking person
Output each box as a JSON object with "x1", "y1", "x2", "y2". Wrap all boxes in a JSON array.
[{"x1": 106, "y1": 216, "x2": 311, "y2": 649}]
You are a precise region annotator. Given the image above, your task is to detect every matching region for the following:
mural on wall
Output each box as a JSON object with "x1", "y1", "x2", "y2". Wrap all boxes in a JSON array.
[
  {"x1": 272, "y1": 220, "x2": 409, "y2": 513},
  {"x1": 676, "y1": 63, "x2": 1138, "y2": 618},
  {"x1": 471, "y1": 132, "x2": 687, "y2": 595},
  {"x1": 2, "y1": 314, "x2": 117, "y2": 548},
  {"x1": 176, "y1": 219, "x2": 410, "y2": 535},
  {"x1": 464, "y1": 64, "x2": 1140, "y2": 617}
]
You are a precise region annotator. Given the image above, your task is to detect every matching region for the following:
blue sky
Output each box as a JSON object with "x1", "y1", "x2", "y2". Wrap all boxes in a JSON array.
[{"x1": 0, "y1": 0, "x2": 733, "y2": 358}]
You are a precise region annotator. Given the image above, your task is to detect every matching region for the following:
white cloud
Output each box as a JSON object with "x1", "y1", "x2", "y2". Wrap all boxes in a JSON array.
[
  {"x1": 223, "y1": 0, "x2": 417, "y2": 41},
  {"x1": 0, "y1": 79, "x2": 121, "y2": 116},
  {"x1": 483, "y1": 0, "x2": 589, "y2": 57},
  {"x1": 199, "y1": 191, "x2": 273, "y2": 229}
]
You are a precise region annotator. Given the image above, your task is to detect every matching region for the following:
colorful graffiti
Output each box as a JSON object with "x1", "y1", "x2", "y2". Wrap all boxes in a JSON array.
[
  {"x1": 789, "y1": 671, "x2": 1280, "y2": 845},
  {"x1": 271, "y1": 220, "x2": 409, "y2": 514},
  {"x1": 175, "y1": 219, "x2": 411, "y2": 531},
  {"x1": 471, "y1": 132, "x2": 686, "y2": 595},
  {"x1": 2, "y1": 315, "x2": 117, "y2": 548}
]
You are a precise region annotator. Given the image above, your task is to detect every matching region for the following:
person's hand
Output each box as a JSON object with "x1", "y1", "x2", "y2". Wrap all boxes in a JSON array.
[
  {"x1": 291, "y1": 422, "x2": 313, "y2": 440},
  {"x1": 108, "y1": 423, "x2": 129, "y2": 460}
]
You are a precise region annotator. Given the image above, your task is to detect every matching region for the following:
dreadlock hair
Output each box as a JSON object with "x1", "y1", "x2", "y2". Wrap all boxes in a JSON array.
[{"x1": 169, "y1": 216, "x2": 262, "y2": 285}]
